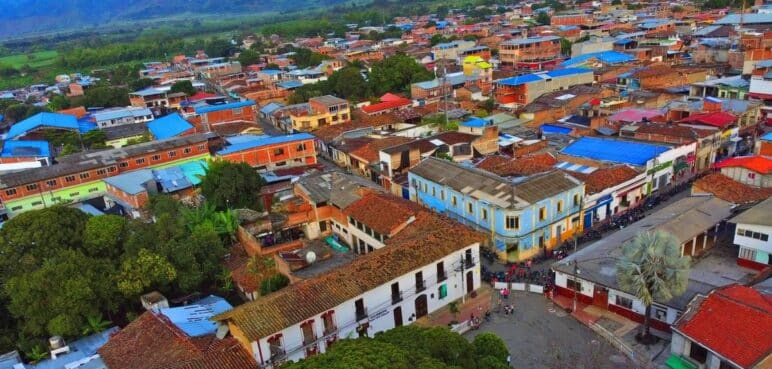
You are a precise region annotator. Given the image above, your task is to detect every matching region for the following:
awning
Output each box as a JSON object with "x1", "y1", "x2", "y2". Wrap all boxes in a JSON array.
[{"x1": 665, "y1": 354, "x2": 698, "y2": 369}]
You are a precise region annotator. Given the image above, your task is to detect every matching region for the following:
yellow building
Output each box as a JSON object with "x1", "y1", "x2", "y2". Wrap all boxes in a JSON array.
[
  {"x1": 463, "y1": 55, "x2": 493, "y2": 82},
  {"x1": 290, "y1": 95, "x2": 351, "y2": 131}
]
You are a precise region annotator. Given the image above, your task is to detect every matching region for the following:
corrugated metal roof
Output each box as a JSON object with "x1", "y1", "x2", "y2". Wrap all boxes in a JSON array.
[
  {"x1": 0, "y1": 140, "x2": 50, "y2": 158},
  {"x1": 217, "y1": 133, "x2": 315, "y2": 155},
  {"x1": 195, "y1": 100, "x2": 256, "y2": 114},
  {"x1": 561, "y1": 51, "x2": 636, "y2": 66},
  {"x1": 147, "y1": 113, "x2": 193, "y2": 140},
  {"x1": 560, "y1": 137, "x2": 669, "y2": 166},
  {"x1": 7, "y1": 112, "x2": 79, "y2": 139},
  {"x1": 159, "y1": 295, "x2": 232, "y2": 337}
]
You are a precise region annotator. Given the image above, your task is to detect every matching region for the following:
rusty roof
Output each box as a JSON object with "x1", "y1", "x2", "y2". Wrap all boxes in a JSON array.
[{"x1": 343, "y1": 191, "x2": 423, "y2": 236}]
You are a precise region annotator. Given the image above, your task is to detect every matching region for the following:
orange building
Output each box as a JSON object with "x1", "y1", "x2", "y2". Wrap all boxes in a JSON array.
[
  {"x1": 216, "y1": 133, "x2": 317, "y2": 172},
  {"x1": 190, "y1": 100, "x2": 258, "y2": 132}
]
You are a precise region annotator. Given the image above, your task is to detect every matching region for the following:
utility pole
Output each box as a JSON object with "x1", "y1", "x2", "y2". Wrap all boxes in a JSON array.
[
  {"x1": 572, "y1": 259, "x2": 578, "y2": 313},
  {"x1": 460, "y1": 254, "x2": 466, "y2": 304}
]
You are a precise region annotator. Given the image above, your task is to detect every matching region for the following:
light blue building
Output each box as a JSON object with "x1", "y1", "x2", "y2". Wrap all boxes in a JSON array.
[{"x1": 408, "y1": 157, "x2": 585, "y2": 262}]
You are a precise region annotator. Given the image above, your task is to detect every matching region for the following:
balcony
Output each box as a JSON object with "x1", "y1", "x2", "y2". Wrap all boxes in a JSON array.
[
  {"x1": 415, "y1": 280, "x2": 426, "y2": 293},
  {"x1": 269, "y1": 347, "x2": 286, "y2": 364},
  {"x1": 323, "y1": 324, "x2": 338, "y2": 337},
  {"x1": 464, "y1": 257, "x2": 476, "y2": 269},
  {"x1": 437, "y1": 271, "x2": 448, "y2": 282},
  {"x1": 302, "y1": 334, "x2": 318, "y2": 346},
  {"x1": 391, "y1": 292, "x2": 403, "y2": 304}
]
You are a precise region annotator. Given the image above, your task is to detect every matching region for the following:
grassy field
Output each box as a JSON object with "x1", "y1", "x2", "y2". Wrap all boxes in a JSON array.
[{"x1": 0, "y1": 50, "x2": 59, "y2": 68}]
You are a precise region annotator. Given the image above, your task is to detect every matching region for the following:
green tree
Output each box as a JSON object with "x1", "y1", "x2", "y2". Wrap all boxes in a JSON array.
[
  {"x1": 369, "y1": 53, "x2": 433, "y2": 96},
  {"x1": 611, "y1": 0, "x2": 622, "y2": 4},
  {"x1": 79, "y1": 86, "x2": 130, "y2": 108},
  {"x1": 4, "y1": 249, "x2": 115, "y2": 337},
  {"x1": 289, "y1": 47, "x2": 330, "y2": 68},
  {"x1": 535, "y1": 12, "x2": 551, "y2": 25},
  {"x1": 327, "y1": 66, "x2": 371, "y2": 101},
  {"x1": 560, "y1": 38, "x2": 572, "y2": 56},
  {"x1": 200, "y1": 159, "x2": 265, "y2": 210},
  {"x1": 117, "y1": 248, "x2": 177, "y2": 297},
  {"x1": 0, "y1": 206, "x2": 89, "y2": 279},
  {"x1": 204, "y1": 38, "x2": 235, "y2": 58},
  {"x1": 82, "y1": 129, "x2": 107, "y2": 149},
  {"x1": 130, "y1": 78, "x2": 155, "y2": 91},
  {"x1": 259, "y1": 273, "x2": 290, "y2": 295},
  {"x1": 169, "y1": 80, "x2": 196, "y2": 96},
  {"x1": 616, "y1": 231, "x2": 690, "y2": 341},
  {"x1": 48, "y1": 94, "x2": 70, "y2": 111},
  {"x1": 83, "y1": 215, "x2": 128, "y2": 259},
  {"x1": 81, "y1": 314, "x2": 112, "y2": 336},
  {"x1": 473, "y1": 333, "x2": 509, "y2": 363},
  {"x1": 237, "y1": 48, "x2": 261, "y2": 66}
]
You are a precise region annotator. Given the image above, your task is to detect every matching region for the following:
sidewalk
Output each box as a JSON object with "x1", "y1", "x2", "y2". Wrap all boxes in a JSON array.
[
  {"x1": 417, "y1": 286, "x2": 493, "y2": 327},
  {"x1": 551, "y1": 294, "x2": 671, "y2": 368}
]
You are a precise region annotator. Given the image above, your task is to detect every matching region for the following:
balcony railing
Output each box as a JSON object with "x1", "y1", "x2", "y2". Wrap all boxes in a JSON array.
[
  {"x1": 464, "y1": 257, "x2": 476, "y2": 269},
  {"x1": 323, "y1": 325, "x2": 338, "y2": 336},
  {"x1": 302, "y1": 334, "x2": 318, "y2": 346},
  {"x1": 437, "y1": 271, "x2": 448, "y2": 282},
  {"x1": 391, "y1": 292, "x2": 403, "y2": 304},
  {"x1": 415, "y1": 280, "x2": 426, "y2": 293}
]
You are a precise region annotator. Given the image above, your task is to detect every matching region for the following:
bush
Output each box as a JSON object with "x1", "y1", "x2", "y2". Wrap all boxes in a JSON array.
[{"x1": 259, "y1": 273, "x2": 290, "y2": 295}]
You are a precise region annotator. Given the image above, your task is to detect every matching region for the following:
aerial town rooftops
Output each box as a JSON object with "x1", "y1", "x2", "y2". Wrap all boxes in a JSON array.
[
  {"x1": 195, "y1": 100, "x2": 256, "y2": 114},
  {"x1": 501, "y1": 35, "x2": 560, "y2": 46},
  {"x1": 713, "y1": 155, "x2": 772, "y2": 174},
  {"x1": 7, "y1": 112, "x2": 80, "y2": 139},
  {"x1": 497, "y1": 68, "x2": 593, "y2": 87},
  {"x1": 692, "y1": 173, "x2": 772, "y2": 205},
  {"x1": 560, "y1": 137, "x2": 669, "y2": 166}
]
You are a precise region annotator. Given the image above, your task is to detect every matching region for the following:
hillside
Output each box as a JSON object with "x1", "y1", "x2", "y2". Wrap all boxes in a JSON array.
[{"x1": 0, "y1": 0, "x2": 356, "y2": 39}]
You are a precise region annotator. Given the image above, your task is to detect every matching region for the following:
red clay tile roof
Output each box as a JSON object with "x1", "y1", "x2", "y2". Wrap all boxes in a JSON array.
[
  {"x1": 349, "y1": 136, "x2": 414, "y2": 163},
  {"x1": 633, "y1": 123, "x2": 714, "y2": 139},
  {"x1": 675, "y1": 285, "x2": 772, "y2": 368},
  {"x1": 98, "y1": 312, "x2": 255, "y2": 369},
  {"x1": 679, "y1": 111, "x2": 737, "y2": 128},
  {"x1": 475, "y1": 153, "x2": 557, "y2": 177},
  {"x1": 566, "y1": 165, "x2": 641, "y2": 195},
  {"x1": 714, "y1": 155, "x2": 772, "y2": 174},
  {"x1": 57, "y1": 106, "x2": 88, "y2": 119},
  {"x1": 343, "y1": 191, "x2": 422, "y2": 236},
  {"x1": 692, "y1": 173, "x2": 772, "y2": 205},
  {"x1": 213, "y1": 208, "x2": 484, "y2": 341},
  {"x1": 434, "y1": 131, "x2": 479, "y2": 146},
  {"x1": 361, "y1": 97, "x2": 412, "y2": 114}
]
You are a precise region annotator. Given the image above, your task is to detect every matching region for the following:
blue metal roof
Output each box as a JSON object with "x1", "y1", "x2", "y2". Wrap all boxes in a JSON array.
[
  {"x1": 502, "y1": 36, "x2": 560, "y2": 46},
  {"x1": 545, "y1": 68, "x2": 593, "y2": 78},
  {"x1": 497, "y1": 73, "x2": 543, "y2": 86},
  {"x1": 560, "y1": 137, "x2": 669, "y2": 166},
  {"x1": 30, "y1": 327, "x2": 118, "y2": 369},
  {"x1": 541, "y1": 124, "x2": 573, "y2": 135},
  {"x1": 103, "y1": 169, "x2": 155, "y2": 195},
  {"x1": 276, "y1": 80, "x2": 304, "y2": 89},
  {"x1": 561, "y1": 51, "x2": 635, "y2": 66},
  {"x1": 0, "y1": 140, "x2": 50, "y2": 158},
  {"x1": 7, "y1": 112, "x2": 79, "y2": 139},
  {"x1": 177, "y1": 160, "x2": 207, "y2": 186},
  {"x1": 154, "y1": 166, "x2": 194, "y2": 193},
  {"x1": 218, "y1": 133, "x2": 315, "y2": 155},
  {"x1": 714, "y1": 13, "x2": 772, "y2": 25},
  {"x1": 460, "y1": 117, "x2": 490, "y2": 128},
  {"x1": 614, "y1": 39, "x2": 634, "y2": 45},
  {"x1": 196, "y1": 100, "x2": 256, "y2": 114},
  {"x1": 761, "y1": 132, "x2": 772, "y2": 142},
  {"x1": 259, "y1": 69, "x2": 284, "y2": 75},
  {"x1": 159, "y1": 295, "x2": 232, "y2": 337},
  {"x1": 260, "y1": 102, "x2": 285, "y2": 115},
  {"x1": 76, "y1": 203, "x2": 105, "y2": 216},
  {"x1": 147, "y1": 113, "x2": 193, "y2": 140}
]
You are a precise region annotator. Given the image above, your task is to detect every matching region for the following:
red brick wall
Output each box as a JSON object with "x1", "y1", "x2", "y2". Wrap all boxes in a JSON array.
[
  {"x1": 217, "y1": 138, "x2": 317, "y2": 168},
  {"x1": 202, "y1": 106, "x2": 257, "y2": 125},
  {"x1": 105, "y1": 184, "x2": 149, "y2": 209}
]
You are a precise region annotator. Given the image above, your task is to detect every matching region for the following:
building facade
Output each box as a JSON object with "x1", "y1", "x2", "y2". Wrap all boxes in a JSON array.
[
  {"x1": 409, "y1": 157, "x2": 585, "y2": 261},
  {"x1": 216, "y1": 133, "x2": 318, "y2": 172},
  {"x1": 290, "y1": 95, "x2": 350, "y2": 132}
]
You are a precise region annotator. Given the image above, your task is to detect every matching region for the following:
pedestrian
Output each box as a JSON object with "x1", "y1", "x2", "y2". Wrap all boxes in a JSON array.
[{"x1": 507, "y1": 354, "x2": 511, "y2": 366}]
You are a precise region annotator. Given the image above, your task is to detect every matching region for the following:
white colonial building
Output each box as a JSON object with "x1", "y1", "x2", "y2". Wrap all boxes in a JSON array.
[{"x1": 729, "y1": 197, "x2": 772, "y2": 270}]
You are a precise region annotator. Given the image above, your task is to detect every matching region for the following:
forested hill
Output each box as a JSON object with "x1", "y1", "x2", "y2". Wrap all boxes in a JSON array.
[{"x1": 0, "y1": 0, "x2": 357, "y2": 39}]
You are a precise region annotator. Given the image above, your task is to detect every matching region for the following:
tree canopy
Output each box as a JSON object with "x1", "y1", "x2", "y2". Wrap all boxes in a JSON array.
[
  {"x1": 280, "y1": 326, "x2": 511, "y2": 369},
  {"x1": 616, "y1": 231, "x2": 690, "y2": 339},
  {"x1": 169, "y1": 80, "x2": 197, "y2": 96},
  {"x1": 200, "y1": 159, "x2": 265, "y2": 210},
  {"x1": 368, "y1": 53, "x2": 433, "y2": 96}
]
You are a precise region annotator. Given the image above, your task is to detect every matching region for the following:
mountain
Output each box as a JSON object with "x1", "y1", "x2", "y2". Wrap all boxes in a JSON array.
[{"x1": 0, "y1": 0, "x2": 351, "y2": 39}]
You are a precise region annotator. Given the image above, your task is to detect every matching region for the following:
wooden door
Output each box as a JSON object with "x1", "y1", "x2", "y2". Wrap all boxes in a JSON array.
[
  {"x1": 466, "y1": 271, "x2": 474, "y2": 294},
  {"x1": 394, "y1": 306, "x2": 403, "y2": 327},
  {"x1": 593, "y1": 286, "x2": 609, "y2": 309},
  {"x1": 414, "y1": 295, "x2": 428, "y2": 319}
]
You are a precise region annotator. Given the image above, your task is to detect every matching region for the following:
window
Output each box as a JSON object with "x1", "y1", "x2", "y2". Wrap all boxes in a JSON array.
[
  {"x1": 506, "y1": 216, "x2": 519, "y2": 229},
  {"x1": 96, "y1": 169, "x2": 107, "y2": 175},
  {"x1": 70, "y1": 192, "x2": 80, "y2": 197},
  {"x1": 274, "y1": 148, "x2": 285, "y2": 156},
  {"x1": 10, "y1": 206, "x2": 22, "y2": 211},
  {"x1": 440, "y1": 190, "x2": 445, "y2": 200},
  {"x1": 539, "y1": 207, "x2": 546, "y2": 221},
  {"x1": 152, "y1": 155, "x2": 161, "y2": 161},
  {"x1": 438, "y1": 284, "x2": 448, "y2": 299},
  {"x1": 232, "y1": 107, "x2": 243, "y2": 115},
  {"x1": 689, "y1": 343, "x2": 708, "y2": 364},
  {"x1": 183, "y1": 148, "x2": 191, "y2": 154},
  {"x1": 423, "y1": 183, "x2": 427, "y2": 192},
  {"x1": 432, "y1": 187, "x2": 436, "y2": 196},
  {"x1": 557, "y1": 201, "x2": 563, "y2": 213},
  {"x1": 481, "y1": 208, "x2": 488, "y2": 221},
  {"x1": 108, "y1": 167, "x2": 117, "y2": 173},
  {"x1": 167, "y1": 151, "x2": 176, "y2": 158},
  {"x1": 391, "y1": 283, "x2": 402, "y2": 304},
  {"x1": 739, "y1": 247, "x2": 757, "y2": 260},
  {"x1": 88, "y1": 187, "x2": 99, "y2": 193},
  {"x1": 135, "y1": 158, "x2": 145, "y2": 165},
  {"x1": 355, "y1": 298, "x2": 366, "y2": 321},
  {"x1": 26, "y1": 183, "x2": 38, "y2": 191},
  {"x1": 77, "y1": 173, "x2": 88, "y2": 180},
  {"x1": 614, "y1": 295, "x2": 633, "y2": 310},
  {"x1": 651, "y1": 305, "x2": 667, "y2": 321},
  {"x1": 119, "y1": 162, "x2": 128, "y2": 168},
  {"x1": 197, "y1": 144, "x2": 206, "y2": 151},
  {"x1": 297, "y1": 143, "x2": 307, "y2": 151},
  {"x1": 467, "y1": 202, "x2": 473, "y2": 214},
  {"x1": 452, "y1": 196, "x2": 458, "y2": 206},
  {"x1": 566, "y1": 278, "x2": 581, "y2": 292},
  {"x1": 31, "y1": 201, "x2": 42, "y2": 206},
  {"x1": 46, "y1": 180, "x2": 57, "y2": 187},
  {"x1": 415, "y1": 271, "x2": 425, "y2": 292},
  {"x1": 437, "y1": 262, "x2": 447, "y2": 281},
  {"x1": 5, "y1": 189, "x2": 16, "y2": 196},
  {"x1": 573, "y1": 193, "x2": 580, "y2": 207},
  {"x1": 65, "y1": 175, "x2": 76, "y2": 182}
]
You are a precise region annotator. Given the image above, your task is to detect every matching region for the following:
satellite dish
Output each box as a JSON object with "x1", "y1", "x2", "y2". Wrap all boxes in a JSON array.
[{"x1": 305, "y1": 251, "x2": 317, "y2": 264}]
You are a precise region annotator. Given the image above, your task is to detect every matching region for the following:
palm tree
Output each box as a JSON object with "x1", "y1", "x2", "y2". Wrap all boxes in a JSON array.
[
  {"x1": 82, "y1": 314, "x2": 112, "y2": 335},
  {"x1": 212, "y1": 209, "x2": 238, "y2": 244},
  {"x1": 616, "y1": 231, "x2": 690, "y2": 342},
  {"x1": 25, "y1": 345, "x2": 49, "y2": 363}
]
